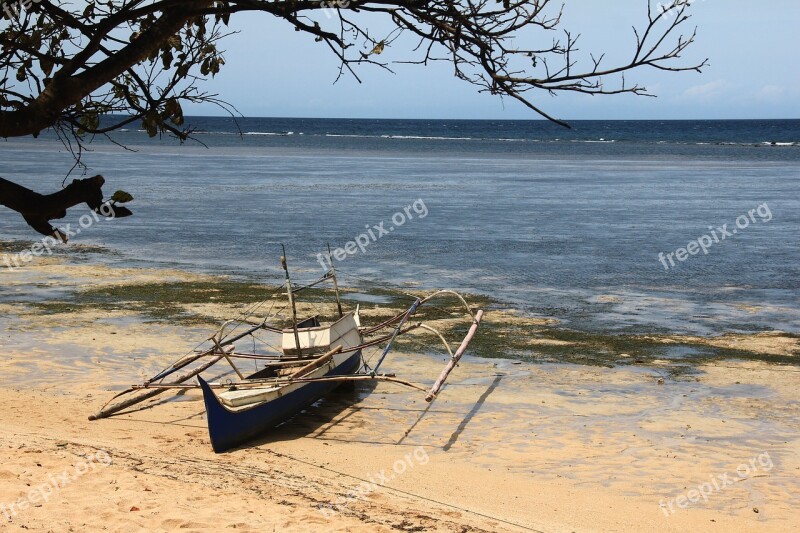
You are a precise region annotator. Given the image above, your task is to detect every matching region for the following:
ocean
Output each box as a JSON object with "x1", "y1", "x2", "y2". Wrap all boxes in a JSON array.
[{"x1": 1, "y1": 118, "x2": 799, "y2": 338}]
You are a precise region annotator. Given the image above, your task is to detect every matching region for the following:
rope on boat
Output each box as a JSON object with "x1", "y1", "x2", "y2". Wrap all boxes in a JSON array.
[
  {"x1": 89, "y1": 352, "x2": 229, "y2": 420},
  {"x1": 291, "y1": 271, "x2": 334, "y2": 294},
  {"x1": 211, "y1": 332, "x2": 244, "y2": 380},
  {"x1": 90, "y1": 257, "x2": 484, "y2": 421},
  {"x1": 420, "y1": 289, "x2": 476, "y2": 319},
  {"x1": 129, "y1": 374, "x2": 429, "y2": 393},
  {"x1": 416, "y1": 324, "x2": 454, "y2": 358}
]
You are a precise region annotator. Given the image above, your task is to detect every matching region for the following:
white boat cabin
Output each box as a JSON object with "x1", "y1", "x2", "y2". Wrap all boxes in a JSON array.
[{"x1": 281, "y1": 309, "x2": 362, "y2": 356}]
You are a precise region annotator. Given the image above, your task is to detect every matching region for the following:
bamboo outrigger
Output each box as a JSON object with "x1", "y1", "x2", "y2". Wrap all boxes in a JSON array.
[{"x1": 90, "y1": 247, "x2": 484, "y2": 452}]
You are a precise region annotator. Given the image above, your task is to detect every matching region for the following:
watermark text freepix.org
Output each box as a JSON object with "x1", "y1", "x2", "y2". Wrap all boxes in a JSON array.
[
  {"x1": 659, "y1": 451, "x2": 773, "y2": 516},
  {"x1": 1, "y1": 0, "x2": 41, "y2": 20},
  {"x1": 320, "y1": 0, "x2": 350, "y2": 18},
  {"x1": 2, "y1": 205, "x2": 117, "y2": 271},
  {"x1": 1, "y1": 450, "x2": 112, "y2": 522},
  {"x1": 318, "y1": 446, "x2": 430, "y2": 518},
  {"x1": 317, "y1": 198, "x2": 428, "y2": 271},
  {"x1": 658, "y1": 202, "x2": 772, "y2": 271}
]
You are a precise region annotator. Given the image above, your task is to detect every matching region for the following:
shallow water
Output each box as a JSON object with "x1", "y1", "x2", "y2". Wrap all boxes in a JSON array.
[{"x1": 1, "y1": 119, "x2": 799, "y2": 338}]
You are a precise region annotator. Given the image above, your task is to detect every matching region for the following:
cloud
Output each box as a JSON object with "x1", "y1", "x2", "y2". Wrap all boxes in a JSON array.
[
  {"x1": 754, "y1": 84, "x2": 787, "y2": 102},
  {"x1": 680, "y1": 80, "x2": 732, "y2": 101}
]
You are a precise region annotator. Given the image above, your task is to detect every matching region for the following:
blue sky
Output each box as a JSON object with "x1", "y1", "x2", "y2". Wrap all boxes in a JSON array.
[{"x1": 188, "y1": 1, "x2": 800, "y2": 120}]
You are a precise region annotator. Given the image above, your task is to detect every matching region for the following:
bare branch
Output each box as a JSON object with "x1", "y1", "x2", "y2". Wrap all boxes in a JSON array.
[{"x1": 0, "y1": 0, "x2": 707, "y2": 143}]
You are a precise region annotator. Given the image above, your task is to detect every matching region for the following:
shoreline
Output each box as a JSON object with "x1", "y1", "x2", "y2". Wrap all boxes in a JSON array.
[
  {"x1": 1, "y1": 246, "x2": 797, "y2": 369},
  {"x1": 2, "y1": 256, "x2": 799, "y2": 531}
]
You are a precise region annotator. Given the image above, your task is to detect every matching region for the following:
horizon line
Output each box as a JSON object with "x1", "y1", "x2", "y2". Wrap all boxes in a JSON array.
[{"x1": 139, "y1": 115, "x2": 800, "y2": 122}]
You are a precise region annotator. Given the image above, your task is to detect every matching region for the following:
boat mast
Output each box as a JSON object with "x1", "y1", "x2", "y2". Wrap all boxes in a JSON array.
[
  {"x1": 327, "y1": 243, "x2": 344, "y2": 318},
  {"x1": 281, "y1": 245, "x2": 302, "y2": 357}
]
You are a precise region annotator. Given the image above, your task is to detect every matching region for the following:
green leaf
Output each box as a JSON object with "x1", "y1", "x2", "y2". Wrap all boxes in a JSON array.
[
  {"x1": 167, "y1": 36, "x2": 183, "y2": 51},
  {"x1": 109, "y1": 205, "x2": 133, "y2": 218},
  {"x1": 40, "y1": 56, "x2": 54, "y2": 77},
  {"x1": 195, "y1": 18, "x2": 206, "y2": 39},
  {"x1": 142, "y1": 113, "x2": 158, "y2": 137},
  {"x1": 110, "y1": 190, "x2": 134, "y2": 204},
  {"x1": 162, "y1": 49, "x2": 173, "y2": 70},
  {"x1": 370, "y1": 41, "x2": 385, "y2": 55},
  {"x1": 164, "y1": 98, "x2": 184, "y2": 126}
]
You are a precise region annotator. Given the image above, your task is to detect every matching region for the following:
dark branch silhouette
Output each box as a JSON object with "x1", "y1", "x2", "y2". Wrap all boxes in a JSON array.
[
  {"x1": 0, "y1": 0, "x2": 706, "y2": 238},
  {"x1": 1, "y1": 0, "x2": 706, "y2": 139},
  {"x1": 0, "y1": 175, "x2": 131, "y2": 241}
]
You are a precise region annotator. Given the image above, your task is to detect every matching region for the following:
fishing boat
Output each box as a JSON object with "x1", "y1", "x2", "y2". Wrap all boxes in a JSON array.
[
  {"x1": 90, "y1": 246, "x2": 484, "y2": 452},
  {"x1": 198, "y1": 309, "x2": 365, "y2": 452}
]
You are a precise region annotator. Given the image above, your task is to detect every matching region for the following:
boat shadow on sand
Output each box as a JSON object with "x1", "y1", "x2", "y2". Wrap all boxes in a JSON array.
[
  {"x1": 123, "y1": 372, "x2": 499, "y2": 452},
  {"x1": 218, "y1": 381, "x2": 380, "y2": 451},
  {"x1": 106, "y1": 380, "x2": 377, "y2": 449},
  {"x1": 88, "y1": 254, "x2": 484, "y2": 454}
]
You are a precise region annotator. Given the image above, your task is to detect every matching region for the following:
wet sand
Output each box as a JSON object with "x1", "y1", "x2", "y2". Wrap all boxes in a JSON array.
[{"x1": 1, "y1": 258, "x2": 799, "y2": 532}]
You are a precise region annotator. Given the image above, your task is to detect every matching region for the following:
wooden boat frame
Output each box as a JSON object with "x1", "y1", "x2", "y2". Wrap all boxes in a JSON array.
[{"x1": 90, "y1": 246, "x2": 484, "y2": 452}]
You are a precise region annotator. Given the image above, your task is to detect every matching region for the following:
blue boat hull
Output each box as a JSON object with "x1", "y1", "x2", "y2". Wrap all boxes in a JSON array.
[{"x1": 198, "y1": 350, "x2": 362, "y2": 452}]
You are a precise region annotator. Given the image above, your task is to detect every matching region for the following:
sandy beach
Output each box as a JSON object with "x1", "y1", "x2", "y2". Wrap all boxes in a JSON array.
[
  {"x1": 1, "y1": 255, "x2": 798, "y2": 532},
  {"x1": 1, "y1": 0, "x2": 798, "y2": 527}
]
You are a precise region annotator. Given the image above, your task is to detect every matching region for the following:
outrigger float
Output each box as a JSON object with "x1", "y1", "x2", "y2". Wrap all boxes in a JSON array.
[{"x1": 90, "y1": 247, "x2": 484, "y2": 452}]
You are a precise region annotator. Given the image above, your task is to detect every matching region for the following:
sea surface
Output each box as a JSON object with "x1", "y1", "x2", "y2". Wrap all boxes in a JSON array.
[{"x1": 2, "y1": 118, "x2": 799, "y2": 337}]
